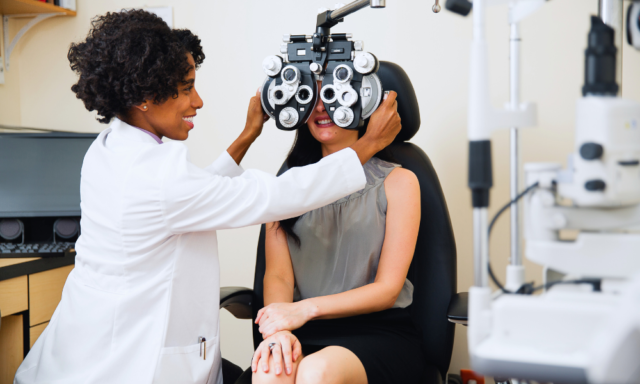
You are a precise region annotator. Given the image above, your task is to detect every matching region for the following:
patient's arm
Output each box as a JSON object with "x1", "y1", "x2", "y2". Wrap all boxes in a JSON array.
[
  {"x1": 257, "y1": 168, "x2": 420, "y2": 338},
  {"x1": 263, "y1": 222, "x2": 296, "y2": 306}
]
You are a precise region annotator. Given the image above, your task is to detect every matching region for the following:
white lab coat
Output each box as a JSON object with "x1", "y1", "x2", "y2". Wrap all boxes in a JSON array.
[{"x1": 14, "y1": 119, "x2": 366, "y2": 384}]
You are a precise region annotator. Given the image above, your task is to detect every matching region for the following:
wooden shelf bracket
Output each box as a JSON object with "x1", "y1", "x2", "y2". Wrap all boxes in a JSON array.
[{"x1": 1, "y1": 12, "x2": 63, "y2": 83}]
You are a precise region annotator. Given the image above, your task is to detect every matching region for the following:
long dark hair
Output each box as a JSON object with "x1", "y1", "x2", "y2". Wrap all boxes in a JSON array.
[{"x1": 278, "y1": 123, "x2": 396, "y2": 246}]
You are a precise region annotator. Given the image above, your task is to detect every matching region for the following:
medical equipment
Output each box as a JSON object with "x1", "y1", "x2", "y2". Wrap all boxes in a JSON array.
[
  {"x1": 447, "y1": 0, "x2": 640, "y2": 382},
  {"x1": 628, "y1": 2, "x2": 640, "y2": 50},
  {"x1": 259, "y1": 1, "x2": 386, "y2": 130},
  {"x1": 259, "y1": 1, "x2": 435, "y2": 131}
]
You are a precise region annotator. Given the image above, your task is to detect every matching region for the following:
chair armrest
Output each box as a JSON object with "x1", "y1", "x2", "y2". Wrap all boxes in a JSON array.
[
  {"x1": 447, "y1": 292, "x2": 468, "y2": 325},
  {"x1": 220, "y1": 286, "x2": 254, "y2": 319}
]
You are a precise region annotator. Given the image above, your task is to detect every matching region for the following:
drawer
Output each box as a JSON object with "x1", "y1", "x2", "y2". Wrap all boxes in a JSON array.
[
  {"x1": 0, "y1": 315, "x2": 24, "y2": 384},
  {"x1": 0, "y1": 276, "x2": 28, "y2": 317},
  {"x1": 30, "y1": 321, "x2": 49, "y2": 348},
  {"x1": 29, "y1": 265, "x2": 73, "y2": 326}
]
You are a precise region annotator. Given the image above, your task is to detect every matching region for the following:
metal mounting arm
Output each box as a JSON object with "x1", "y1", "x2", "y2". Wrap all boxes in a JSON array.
[
  {"x1": 1, "y1": 13, "x2": 64, "y2": 84},
  {"x1": 316, "y1": 0, "x2": 386, "y2": 31},
  {"x1": 313, "y1": 1, "x2": 386, "y2": 60}
]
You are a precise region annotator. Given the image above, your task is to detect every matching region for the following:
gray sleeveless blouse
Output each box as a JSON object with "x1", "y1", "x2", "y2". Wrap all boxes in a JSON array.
[{"x1": 288, "y1": 157, "x2": 414, "y2": 308}]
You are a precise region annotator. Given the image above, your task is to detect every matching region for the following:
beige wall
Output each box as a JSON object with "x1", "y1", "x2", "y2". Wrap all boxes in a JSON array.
[{"x1": 1, "y1": 0, "x2": 639, "y2": 375}]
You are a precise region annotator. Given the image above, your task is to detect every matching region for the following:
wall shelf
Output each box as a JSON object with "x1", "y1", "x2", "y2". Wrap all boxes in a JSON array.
[
  {"x1": 0, "y1": 0, "x2": 76, "y2": 84},
  {"x1": 0, "y1": 0, "x2": 76, "y2": 16}
]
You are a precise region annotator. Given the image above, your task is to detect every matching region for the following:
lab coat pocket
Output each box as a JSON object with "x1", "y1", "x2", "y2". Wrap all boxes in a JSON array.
[{"x1": 153, "y1": 337, "x2": 217, "y2": 384}]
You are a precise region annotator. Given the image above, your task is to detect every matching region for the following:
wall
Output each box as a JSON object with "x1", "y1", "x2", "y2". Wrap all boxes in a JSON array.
[{"x1": 1, "y1": 0, "x2": 639, "y2": 375}]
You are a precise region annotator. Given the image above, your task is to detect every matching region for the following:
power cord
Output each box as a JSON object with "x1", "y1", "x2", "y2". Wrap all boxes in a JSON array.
[
  {"x1": 486, "y1": 183, "x2": 603, "y2": 295},
  {"x1": 487, "y1": 182, "x2": 540, "y2": 294}
]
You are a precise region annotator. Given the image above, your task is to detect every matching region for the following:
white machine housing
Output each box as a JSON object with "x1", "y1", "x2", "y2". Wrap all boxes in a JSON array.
[{"x1": 559, "y1": 97, "x2": 640, "y2": 207}]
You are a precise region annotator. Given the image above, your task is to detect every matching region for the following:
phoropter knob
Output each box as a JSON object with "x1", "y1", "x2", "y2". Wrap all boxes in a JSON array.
[
  {"x1": 262, "y1": 56, "x2": 283, "y2": 77},
  {"x1": 309, "y1": 62, "x2": 322, "y2": 75},
  {"x1": 279, "y1": 107, "x2": 299, "y2": 129},
  {"x1": 333, "y1": 107, "x2": 354, "y2": 127},
  {"x1": 353, "y1": 52, "x2": 377, "y2": 75}
]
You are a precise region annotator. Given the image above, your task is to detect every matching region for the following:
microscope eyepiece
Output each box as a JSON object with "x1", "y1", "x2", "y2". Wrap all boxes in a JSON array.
[{"x1": 582, "y1": 16, "x2": 619, "y2": 97}]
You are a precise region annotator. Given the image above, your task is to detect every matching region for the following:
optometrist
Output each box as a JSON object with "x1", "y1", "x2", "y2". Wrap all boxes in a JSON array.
[{"x1": 14, "y1": 10, "x2": 402, "y2": 384}]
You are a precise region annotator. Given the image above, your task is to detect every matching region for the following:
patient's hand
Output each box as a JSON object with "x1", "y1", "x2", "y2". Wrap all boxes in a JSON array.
[
  {"x1": 256, "y1": 302, "x2": 316, "y2": 339},
  {"x1": 252, "y1": 331, "x2": 301, "y2": 376}
]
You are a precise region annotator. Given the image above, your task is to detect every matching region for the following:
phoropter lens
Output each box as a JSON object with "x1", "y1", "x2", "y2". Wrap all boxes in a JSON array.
[
  {"x1": 342, "y1": 93, "x2": 352, "y2": 102},
  {"x1": 336, "y1": 67, "x2": 350, "y2": 81},
  {"x1": 283, "y1": 69, "x2": 296, "y2": 82},
  {"x1": 323, "y1": 88, "x2": 335, "y2": 100},
  {"x1": 274, "y1": 90, "x2": 284, "y2": 100},
  {"x1": 298, "y1": 88, "x2": 310, "y2": 101}
]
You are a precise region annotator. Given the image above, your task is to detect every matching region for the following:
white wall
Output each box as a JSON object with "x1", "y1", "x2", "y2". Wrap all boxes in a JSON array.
[{"x1": 1, "y1": 0, "x2": 639, "y2": 375}]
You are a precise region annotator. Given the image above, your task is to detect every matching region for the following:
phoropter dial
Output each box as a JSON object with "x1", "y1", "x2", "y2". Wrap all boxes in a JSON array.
[
  {"x1": 259, "y1": 33, "x2": 384, "y2": 131},
  {"x1": 259, "y1": 61, "x2": 317, "y2": 131},
  {"x1": 295, "y1": 85, "x2": 314, "y2": 105},
  {"x1": 353, "y1": 52, "x2": 379, "y2": 75},
  {"x1": 321, "y1": 60, "x2": 383, "y2": 129}
]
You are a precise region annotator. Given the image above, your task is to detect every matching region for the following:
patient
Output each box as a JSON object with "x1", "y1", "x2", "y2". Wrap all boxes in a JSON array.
[{"x1": 252, "y1": 88, "x2": 424, "y2": 384}]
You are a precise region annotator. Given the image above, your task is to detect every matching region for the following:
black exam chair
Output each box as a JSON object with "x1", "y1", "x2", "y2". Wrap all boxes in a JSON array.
[{"x1": 220, "y1": 62, "x2": 467, "y2": 384}]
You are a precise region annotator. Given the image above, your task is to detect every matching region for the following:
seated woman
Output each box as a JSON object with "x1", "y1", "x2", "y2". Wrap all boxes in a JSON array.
[{"x1": 251, "y1": 88, "x2": 423, "y2": 384}]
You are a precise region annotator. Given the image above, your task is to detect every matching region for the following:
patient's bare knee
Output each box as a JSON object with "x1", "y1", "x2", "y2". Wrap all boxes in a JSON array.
[
  {"x1": 296, "y1": 355, "x2": 334, "y2": 384},
  {"x1": 252, "y1": 354, "x2": 297, "y2": 384}
]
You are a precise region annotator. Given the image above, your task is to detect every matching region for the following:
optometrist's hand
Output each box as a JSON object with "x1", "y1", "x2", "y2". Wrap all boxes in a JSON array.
[
  {"x1": 227, "y1": 91, "x2": 270, "y2": 164},
  {"x1": 351, "y1": 91, "x2": 401, "y2": 165},
  {"x1": 243, "y1": 90, "x2": 270, "y2": 142},
  {"x1": 251, "y1": 331, "x2": 302, "y2": 376},
  {"x1": 256, "y1": 302, "x2": 314, "y2": 339}
]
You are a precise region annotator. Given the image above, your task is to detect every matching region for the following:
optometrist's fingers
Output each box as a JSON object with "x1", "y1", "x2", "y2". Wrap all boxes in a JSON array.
[
  {"x1": 382, "y1": 90, "x2": 397, "y2": 103},
  {"x1": 243, "y1": 91, "x2": 266, "y2": 142}
]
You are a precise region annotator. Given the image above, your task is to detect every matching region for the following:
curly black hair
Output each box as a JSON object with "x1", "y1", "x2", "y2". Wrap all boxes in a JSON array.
[{"x1": 68, "y1": 9, "x2": 205, "y2": 123}]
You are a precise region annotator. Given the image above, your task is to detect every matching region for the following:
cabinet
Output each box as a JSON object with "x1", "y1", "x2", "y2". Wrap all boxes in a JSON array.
[{"x1": 0, "y1": 261, "x2": 73, "y2": 384}]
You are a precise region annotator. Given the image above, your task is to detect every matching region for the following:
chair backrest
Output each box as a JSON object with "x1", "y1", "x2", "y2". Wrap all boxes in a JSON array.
[{"x1": 251, "y1": 62, "x2": 457, "y2": 380}]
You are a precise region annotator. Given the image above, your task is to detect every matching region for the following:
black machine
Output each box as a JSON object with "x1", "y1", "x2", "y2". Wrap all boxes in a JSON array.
[
  {"x1": 0, "y1": 132, "x2": 97, "y2": 258},
  {"x1": 259, "y1": 1, "x2": 387, "y2": 131}
]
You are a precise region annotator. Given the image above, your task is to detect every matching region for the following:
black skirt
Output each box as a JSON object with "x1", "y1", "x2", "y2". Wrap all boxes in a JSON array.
[{"x1": 292, "y1": 307, "x2": 425, "y2": 384}]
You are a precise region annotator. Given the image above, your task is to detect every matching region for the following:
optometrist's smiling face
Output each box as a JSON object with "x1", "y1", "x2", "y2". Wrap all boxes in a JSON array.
[
  {"x1": 133, "y1": 53, "x2": 204, "y2": 141},
  {"x1": 307, "y1": 81, "x2": 359, "y2": 153}
]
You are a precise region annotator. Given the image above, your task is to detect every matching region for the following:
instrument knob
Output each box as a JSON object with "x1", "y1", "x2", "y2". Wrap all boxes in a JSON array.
[
  {"x1": 263, "y1": 59, "x2": 276, "y2": 71},
  {"x1": 585, "y1": 180, "x2": 606, "y2": 191},
  {"x1": 279, "y1": 107, "x2": 299, "y2": 128},
  {"x1": 334, "y1": 109, "x2": 346, "y2": 122},
  {"x1": 354, "y1": 40, "x2": 364, "y2": 51},
  {"x1": 262, "y1": 56, "x2": 283, "y2": 77},
  {"x1": 280, "y1": 43, "x2": 288, "y2": 54},
  {"x1": 432, "y1": 0, "x2": 441, "y2": 13},
  {"x1": 580, "y1": 142, "x2": 604, "y2": 160},
  {"x1": 310, "y1": 62, "x2": 322, "y2": 74},
  {"x1": 355, "y1": 56, "x2": 369, "y2": 68}
]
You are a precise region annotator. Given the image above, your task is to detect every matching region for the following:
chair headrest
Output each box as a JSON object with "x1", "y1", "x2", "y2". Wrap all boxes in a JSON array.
[{"x1": 374, "y1": 61, "x2": 421, "y2": 142}]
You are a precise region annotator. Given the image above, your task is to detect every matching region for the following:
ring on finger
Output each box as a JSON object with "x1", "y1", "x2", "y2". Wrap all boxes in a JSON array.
[{"x1": 268, "y1": 342, "x2": 277, "y2": 351}]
